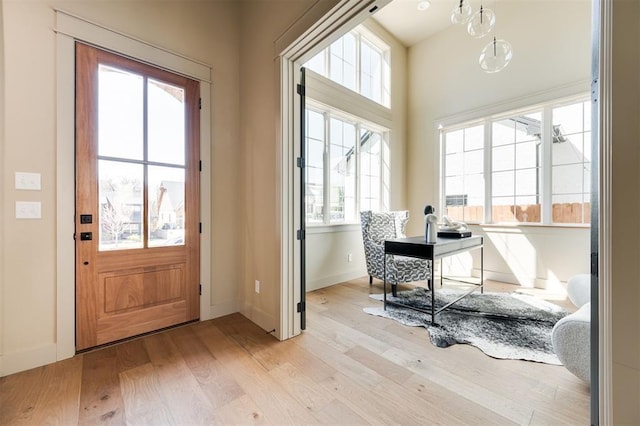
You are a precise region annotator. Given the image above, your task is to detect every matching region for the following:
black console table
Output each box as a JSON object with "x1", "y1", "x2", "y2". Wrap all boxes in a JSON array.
[{"x1": 383, "y1": 235, "x2": 484, "y2": 323}]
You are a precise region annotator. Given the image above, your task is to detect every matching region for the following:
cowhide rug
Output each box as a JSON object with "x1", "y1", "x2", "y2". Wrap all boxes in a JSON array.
[{"x1": 364, "y1": 287, "x2": 569, "y2": 364}]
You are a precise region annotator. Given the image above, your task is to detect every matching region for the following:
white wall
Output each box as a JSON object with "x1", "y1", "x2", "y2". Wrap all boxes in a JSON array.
[
  {"x1": 304, "y1": 18, "x2": 408, "y2": 291},
  {"x1": 407, "y1": 0, "x2": 592, "y2": 287},
  {"x1": 450, "y1": 225, "x2": 590, "y2": 287},
  {"x1": 236, "y1": 0, "x2": 342, "y2": 331},
  {"x1": 306, "y1": 226, "x2": 366, "y2": 291}
]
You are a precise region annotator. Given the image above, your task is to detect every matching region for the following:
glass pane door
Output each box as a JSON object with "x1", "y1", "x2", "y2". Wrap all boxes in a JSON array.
[{"x1": 97, "y1": 63, "x2": 187, "y2": 250}]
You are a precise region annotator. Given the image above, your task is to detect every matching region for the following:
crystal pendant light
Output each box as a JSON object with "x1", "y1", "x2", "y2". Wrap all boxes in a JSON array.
[
  {"x1": 450, "y1": 0, "x2": 472, "y2": 24},
  {"x1": 467, "y1": 5, "x2": 496, "y2": 38},
  {"x1": 479, "y1": 37, "x2": 513, "y2": 73}
]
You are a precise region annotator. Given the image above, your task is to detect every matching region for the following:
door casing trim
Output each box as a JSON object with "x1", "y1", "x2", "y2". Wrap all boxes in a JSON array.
[{"x1": 55, "y1": 10, "x2": 212, "y2": 359}]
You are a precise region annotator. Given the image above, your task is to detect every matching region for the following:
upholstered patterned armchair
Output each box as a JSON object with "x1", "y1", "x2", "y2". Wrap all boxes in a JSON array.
[{"x1": 360, "y1": 210, "x2": 431, "y2": 295}]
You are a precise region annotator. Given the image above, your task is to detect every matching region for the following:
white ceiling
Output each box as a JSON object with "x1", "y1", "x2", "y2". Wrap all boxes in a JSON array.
[{"x1": 372, "y1": 0, "x2": 457, "y2": 47}]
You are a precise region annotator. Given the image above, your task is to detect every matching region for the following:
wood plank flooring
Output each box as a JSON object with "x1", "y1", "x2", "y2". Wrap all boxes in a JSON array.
[{"x1": 0, "y1": 277, "x2": 590, "y2": 425}]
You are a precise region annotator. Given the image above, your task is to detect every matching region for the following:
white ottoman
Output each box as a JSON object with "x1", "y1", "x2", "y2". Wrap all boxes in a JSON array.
[{"x1": 552, "y1": 274, "x2": 591, "y2": 384}]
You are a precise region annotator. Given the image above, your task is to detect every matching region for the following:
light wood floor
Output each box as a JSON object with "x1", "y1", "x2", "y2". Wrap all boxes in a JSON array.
[{"x1": 0, "y1": 278, "x2": 590, "y2": 425}]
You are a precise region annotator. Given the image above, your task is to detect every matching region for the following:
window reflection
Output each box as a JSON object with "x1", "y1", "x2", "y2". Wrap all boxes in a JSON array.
[
  {"x1": 148, "y1": 166, "x2": 186, "y2": 247},
  {"x1": 98, "y1": 160, "x2": 144, "y2": 250}
]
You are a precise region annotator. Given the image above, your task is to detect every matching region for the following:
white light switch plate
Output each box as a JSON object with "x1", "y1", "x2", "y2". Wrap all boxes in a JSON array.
[
  {"x1": 16, "y1": 201, "x2": 42, "y2": 219},
  {"x1": 15, "y1": 172, "x2": 41, "y2": 190}
]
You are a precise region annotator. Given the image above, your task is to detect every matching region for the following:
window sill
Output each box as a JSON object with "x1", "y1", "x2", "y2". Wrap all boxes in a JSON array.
[
  {"x1": 468, "y1": 222, "x2": 590, "y2": 230},
  {"x1": 306, "y1": 223, "x2": 361, "y2": 234}
]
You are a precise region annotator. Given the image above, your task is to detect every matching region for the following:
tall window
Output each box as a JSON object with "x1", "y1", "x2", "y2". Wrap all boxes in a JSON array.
[
  {"x1": 551, "y1": 101, "x2": 591, "y2": 224},
  {"x1": 360, "y1": 128, "x2": 384, "y2": 212},
  {"x1": 329, "y1": 117, "x2": 356, "y2": 222},
  {"x1": 443, "y1": 125, "x2": 484, "y2": 222},
  {"x1": 442, "y1": 97, "x2": 590, "y2": 225},
  {"x1": 329, "y1": 33, "x2": 357, "y2": 92},
  {"x1": 491, "y1": 112, "x2": 543, "y2": 223},
  {"x1": 305, "y1": 105, "x2": 389, "y2": 225},
  {"x1": 306, "y1": 110, "x2": 325, "y2": 224},
  {"x1": 360, "y1": 39, "x2": 383, "y2": 104},
  {"x1": 305, "y1": 27, "x2": 390, "y2": 107}
]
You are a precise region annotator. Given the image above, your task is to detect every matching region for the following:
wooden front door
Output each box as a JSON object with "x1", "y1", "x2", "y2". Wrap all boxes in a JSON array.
[{"x1": 75, "y1": 43, "x2": 200, "y2": 351}]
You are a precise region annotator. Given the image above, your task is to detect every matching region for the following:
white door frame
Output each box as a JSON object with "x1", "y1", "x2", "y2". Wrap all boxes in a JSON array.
[
  {"x1": 277, "y1": 0, "x2": 391, "y2": 340},
  {"x1": 595, "y1": 0, "x2": 612, "y2": 423},
  {"x1": 55, "y1": 9, "x2": 213, "y2": 359}
]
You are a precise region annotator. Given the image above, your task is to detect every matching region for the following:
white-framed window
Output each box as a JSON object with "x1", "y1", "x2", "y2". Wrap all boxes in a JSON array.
[
  {"x1": 443, "y1": 124, "x2": 485, "y2": 223},
  {"x1": 491, "y1": 111, "x2": 543, "y2": 223},
  {"x1": 305, "y1": 103, "x2": 390, "y2": 225},
  {"x1": 442, "y1": 97, "x2": 590, "y2": 225},
  {"x1": 305, "y1": 27, "x2": 390, "y2": 107},
  {"x1": 551, "y1": 101, "x2": 592, "y2": 224}
]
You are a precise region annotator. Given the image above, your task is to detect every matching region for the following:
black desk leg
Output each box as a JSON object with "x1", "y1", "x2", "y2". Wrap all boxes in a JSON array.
[
  {"x1": 481, "y1": 246, "x2": 484, "y2": 294},
  {"x1": 430, "y1": 258, "x2": 435, "y2": 323},
  {"x1": 383, "y1": 253, "x2": 387, "y2": 309}
]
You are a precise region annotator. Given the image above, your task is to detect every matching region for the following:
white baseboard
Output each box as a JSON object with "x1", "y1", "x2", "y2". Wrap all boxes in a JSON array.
[
  {"x1": 474, "y1": 268, "x2": 563, "y2": 289},
  {"x1": 1, "y1": 343, "x2": 58, "y2": 377},
  {"x1": 239, "y1": 302, "x2": 275, "y2": 333},
  {"x1": 204, "y1": 299, "x2": 239, "y2": 321},
  {"x1": 307, "y1": 268, "x2": 367, "y2": 292}
]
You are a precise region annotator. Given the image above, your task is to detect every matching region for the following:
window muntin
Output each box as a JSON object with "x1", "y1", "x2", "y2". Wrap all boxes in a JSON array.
[
  {"x1": 441, "y1": 98, "x2": 590, "y2": 225},
  {"x1": 305, "y1": 28, "x2": 390, "y2": 107}
]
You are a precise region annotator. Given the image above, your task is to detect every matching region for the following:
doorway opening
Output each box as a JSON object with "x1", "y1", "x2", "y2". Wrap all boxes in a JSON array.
[{"x1": 280, "y1": 0, "x2": 604, "y2": 423}]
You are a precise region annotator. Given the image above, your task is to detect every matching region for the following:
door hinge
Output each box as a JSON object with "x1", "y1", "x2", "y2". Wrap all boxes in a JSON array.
[
  {"x1": 199, "y1": 222, "x2": 202, "y2": 234},
  {"x1": 199, "y1": 284, "x2": 202, "y2": 295},
  {"x1": 297, "y1": 301, "x2": 305, "y2": 313},
  {"x1": 199, "y1": 97, "x2": 202, "y2": 110},
  {"x1": 296, "y1": 229, "x2": 305, "y2": 240},
  {"x1": 296, "y1": 157, "x2": 304, "y2": 168},
  {"x1": 199, "y1": 160, "x2": 202, "y2": 172},
  {"x1": 590, "y1": 252, "x2": 598, "y2": 277},
  {"x1": 296, "y1": 84, "x2": 305, "y2": 96}
]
